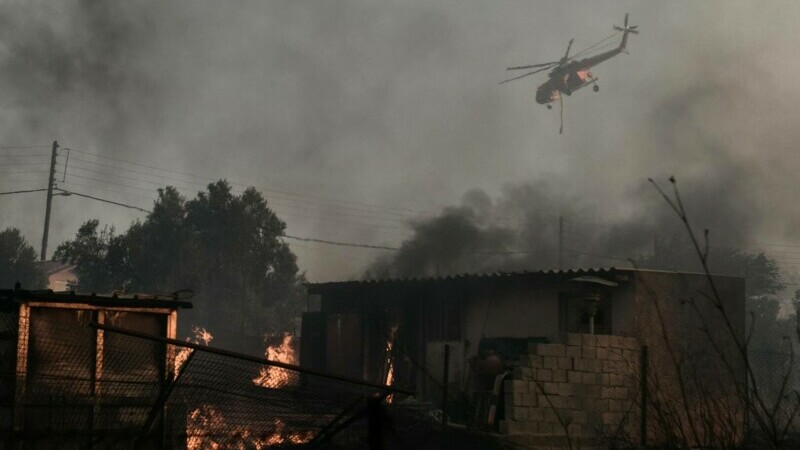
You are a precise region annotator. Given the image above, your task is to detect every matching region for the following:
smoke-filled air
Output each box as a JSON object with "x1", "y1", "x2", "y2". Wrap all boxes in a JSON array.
[{"x1": 6, "y1": 1, "x2": 800, "y2": 448}]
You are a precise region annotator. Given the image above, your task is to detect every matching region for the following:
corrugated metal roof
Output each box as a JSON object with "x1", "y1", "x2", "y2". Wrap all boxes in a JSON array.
[
  {"x1": 0, "y1": 288, "x2": 193, "y2": 310},
  {"x1": 308, "y1": 267, "x2": 626, "y2": 291}
]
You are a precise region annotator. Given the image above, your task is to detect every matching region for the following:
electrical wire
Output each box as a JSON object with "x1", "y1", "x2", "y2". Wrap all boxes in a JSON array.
[
  {"x1": 283, "y1": 235, "x2": 399, "y2": 251},
  {"x1": 0, "y1": 188, "x2": 48, "y2": 196},
  {"x1": 55, "y1": 188, "x2": 150, "y2": 213},
  {"x1": 0, "y1": 145, "x2": 49, "y2": 149},
  {"x1": 64, "y1": 147, "x2": 440, "y2": 217}
]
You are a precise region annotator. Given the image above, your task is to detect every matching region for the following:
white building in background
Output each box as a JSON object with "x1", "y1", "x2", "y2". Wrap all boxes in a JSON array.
[{"x1": 37, "y1": 261, "x2": 78, "y2": 291}]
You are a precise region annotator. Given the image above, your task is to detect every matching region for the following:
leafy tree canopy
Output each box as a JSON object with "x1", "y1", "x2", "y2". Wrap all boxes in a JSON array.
[
  {"x1": 0, "y1": 228, "x2": 46, "y2": 289},
  {"x1": 55, "y1": 181, "x2": 304, "y2": 352}
]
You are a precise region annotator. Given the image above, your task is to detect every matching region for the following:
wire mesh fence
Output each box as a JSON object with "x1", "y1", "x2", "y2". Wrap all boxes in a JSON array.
[{"x1": 2, "y1": 309, "x2": 425, "y2": 449}]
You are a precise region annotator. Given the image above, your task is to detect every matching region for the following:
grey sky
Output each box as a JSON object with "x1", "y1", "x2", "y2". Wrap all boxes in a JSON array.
[{"x1": 2, "y1": 1, "x2": 800, "y2": 281}]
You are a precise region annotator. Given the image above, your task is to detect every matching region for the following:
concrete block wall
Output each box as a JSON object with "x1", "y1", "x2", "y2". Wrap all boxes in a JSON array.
[{"x1": 499, "y1": 333, "x2": 640, "y2": 443}]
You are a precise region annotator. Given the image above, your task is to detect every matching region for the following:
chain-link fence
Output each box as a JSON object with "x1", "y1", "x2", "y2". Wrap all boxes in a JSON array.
[{"x1": 2, "y1": 311, "x2": 433, "y2": 449}]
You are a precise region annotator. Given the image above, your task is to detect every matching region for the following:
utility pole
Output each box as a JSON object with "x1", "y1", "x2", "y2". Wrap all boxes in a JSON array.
[
  {"x1": 40, "y1": 140, "x2": 58, "y2": 261},
  {"x1": 558, "y1": 216, "x2": 564, "y2": 270}
]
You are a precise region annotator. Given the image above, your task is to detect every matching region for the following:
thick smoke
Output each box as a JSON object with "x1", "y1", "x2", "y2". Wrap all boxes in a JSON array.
[{"x1": 368, "y1": 76, "x2": 767, "y2": 278}]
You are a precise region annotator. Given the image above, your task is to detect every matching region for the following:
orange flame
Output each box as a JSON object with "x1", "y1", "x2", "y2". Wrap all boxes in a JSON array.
[
  {"x1": 186, "y1": 404, "x2": 313, "y2": 449},
  {"x1": 252, "y1": 333, "x2": 298, "y2": 388},
  {"x1": 174, "y1": 326, "x2": 213, "y2": 378},
  {"x1": 384, "y1": 325, "x2": 398, "y2": 403}
]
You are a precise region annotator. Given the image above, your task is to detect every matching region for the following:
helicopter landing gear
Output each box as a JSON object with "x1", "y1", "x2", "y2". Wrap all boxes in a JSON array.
[
  {"x1": 547, "y1": 104, "x2": 553, "y2": 110},
  {"x1": 593, "y1": 84, "x2": 600, "y2": 92}
]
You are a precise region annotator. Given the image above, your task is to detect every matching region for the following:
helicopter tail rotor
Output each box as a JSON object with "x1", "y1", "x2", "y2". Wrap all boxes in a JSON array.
[{"x1": 613, "y1": 13, "x2": 639, "y2": 35}]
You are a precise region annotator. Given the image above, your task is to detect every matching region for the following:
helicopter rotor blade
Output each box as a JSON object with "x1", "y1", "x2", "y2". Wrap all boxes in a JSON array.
[
  {"x1": 563, "y1": 38, "x2": 574, "y2": 61},
  {"x1": 559, "y1": 94, "x2": 564, "y2": 135},
  {"x1": 499, "y1": 65, "x2": 552, "y2": 84},
  {"x1": 506, "y1": 62, "x2": 558, "y2": 71}
]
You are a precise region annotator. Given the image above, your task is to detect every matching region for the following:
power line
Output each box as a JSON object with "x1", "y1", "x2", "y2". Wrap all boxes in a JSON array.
[
  {"x1": 55, "y1": 188, "x2": 150, "y2": 213},
  {"x1": 283, "y1": 235, "x2": 400, "y2": 251},
  {"x1": 64, "y1": 146, "x2": 440, "y2": 217},
  {"x1": 0, "y1": 188, "x2": 48, "y2": 196},
  {"x1": 0, "y1": 145, "x2": 49, "y2": 149}
]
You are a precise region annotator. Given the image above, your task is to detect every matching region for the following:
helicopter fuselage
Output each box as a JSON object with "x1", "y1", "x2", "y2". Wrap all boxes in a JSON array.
[{"x1": 535, "y1": 63, "x2": 595, "y2": 104}]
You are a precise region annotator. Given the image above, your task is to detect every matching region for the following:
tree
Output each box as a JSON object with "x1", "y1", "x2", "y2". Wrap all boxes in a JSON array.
[
  {"x1": 0, "y1": 228, "x2": 46, "y2": 289},
  {"x1": 55, "y1": 181, "x2": 304, "y2": 352}
]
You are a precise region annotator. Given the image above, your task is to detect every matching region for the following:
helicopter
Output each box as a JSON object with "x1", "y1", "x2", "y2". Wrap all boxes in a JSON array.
[{"x1": 502, "y1": 14, "x2": 638, "y2": 133}]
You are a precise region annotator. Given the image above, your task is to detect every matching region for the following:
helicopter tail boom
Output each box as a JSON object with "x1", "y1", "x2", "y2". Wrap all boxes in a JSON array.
[{"x1": 613, "y1": 13, "x2": 639, "y2": 50}]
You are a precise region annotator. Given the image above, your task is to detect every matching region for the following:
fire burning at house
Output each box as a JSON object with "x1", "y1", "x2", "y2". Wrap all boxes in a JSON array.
[{"x1": 252, "y1": 332, "x2": 299, "y2": 388}]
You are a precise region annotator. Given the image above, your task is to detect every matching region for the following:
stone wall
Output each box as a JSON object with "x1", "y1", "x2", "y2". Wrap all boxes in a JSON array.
[{"x1": 499, "y1": 333, "x2": 640, "y2": 446}]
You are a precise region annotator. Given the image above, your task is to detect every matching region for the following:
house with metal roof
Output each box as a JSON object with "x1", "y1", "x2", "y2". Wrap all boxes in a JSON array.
[{"x1": 301, "y1": 267, "x2": 746, "y2": 443}]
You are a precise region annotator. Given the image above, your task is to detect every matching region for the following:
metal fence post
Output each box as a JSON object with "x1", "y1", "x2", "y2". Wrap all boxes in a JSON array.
[{"x1": 640, "y1": 344, "x2": 649, "y2": 447}]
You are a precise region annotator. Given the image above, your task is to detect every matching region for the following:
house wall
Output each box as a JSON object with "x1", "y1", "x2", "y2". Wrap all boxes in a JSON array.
[
  {"x1": 500, "y1": 333, "x2": 641, "y2": 447},
  {"x1": 462, "y1": 284, "x2": 560, "y2": 364},
  {"x1": 632, "y1": 270, "x2": 746, "y2": 446}
]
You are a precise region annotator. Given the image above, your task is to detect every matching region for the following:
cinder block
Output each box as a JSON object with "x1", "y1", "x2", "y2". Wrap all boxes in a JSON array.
[
  {"x1": 596, "y1": 347, "x2": 609, "y2": 359},
  {"x1": 543, "y1": 356, "x2": 559, "y2": 369},
  {"x1": 537, "y1": 343, "x2": 567, "y2": 357},
  {"x1": 620, "y1": 336, "x2": 639, "y2": 350},
  {"x1": 528, "y1": 354, "x2": 543, "y2": 368},
  {"x1": 553, "y1": 368, "x2": 567, "y2": 383},
  {"x1": 514, "y1": 406, "x2": 529, "y2": 419},
  {"x1": 558, "y1": 356, "x2": 573, "y2": 370},
  {"x1": 596, "y1": 334, "x2": 610, "y2": 348},
  {"x1": 600, "y1": 386, "x2": 614, "y2": 399},
  {"x1": 606, "y1": 348, "x2": 624, "y2": 361},
  {"x1": 570, "y1": 410, "x2": 588, "y2": 424},
  {"x1": 603, "y1": 360, "x2": 624, "y2": 373},
  {"x1": 609, "y1": 399, "x2": 622, "y2": 412},
  {"x1": 622, "y1": 349, "x2": 638, "y2": 362},
  {"x1": 537, "y1": 368, "x2": 553, "y2": 381},
  {"x1": 550, "y1": 422, "x2": 567, "y2": 436},
  {"x1": 601, "y1": 412, "x2": 624, "y2": 425},
  {"x1": 523, "y1": 392, "x2": 538, "y2": 406},
  {"x1": 595, "y1": 399, "x2": 609, "y2": 412},
  {"x1": 613, "y1": 387, "x2": 629, "y2": 399},
  {"x1": 537, "y1": 421, "x2": 554, "y2": 434},
  {"x1": 574, "y1": 358, "x2": 590, "y2": 372},
  {"x1": 566, "y1": 345, "x2": 582, "y2": 358},
  {"x1": 543, "y1": 382, "x2": 559, "y2": 395},
  {"x1": 565, "y1": 333, "x2": 582, "y2": 346},
  {"x1": 567, "y1": 370, "x2": 582, "y2": 384},
  {"x1": 557, "y1": 382, "x2": 575, "y2": 397},
  {"x1": 582, "y1": 346, "x2": 597, "y2": 359},
  {"x1": 542, "y1": 407, "x2": 559, "y2": 423},
  {"x1": 598, "y1": 373, "x2": 610, "y2": 386},
  {"x1": 583, "y1": 397, "x2": 598, "y2": 412},
  {"x1": 567, "y1": 423, "x2": 582, "y2": 437},
  {"x1": 610, "y1": 373, "x2": 625, "y2": 386},
  {"x1": 608, "y1": 335, "x2": 621, "y2": 348},
  {"x1": 584, "y1": 385, "x2": 601, "y2": 399},
  {"x1": 528, "y1": 407, "x2": 545, "y2": 421},
  {"x1": 581, "y1": 372, "x2": 598, "y2": 385},
  {"x1": 581, "y1": 334, "x2": 597, "y2": 347},
  {"x1": 510, "y1": 379, "x2": 528, "y2": 393}
]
